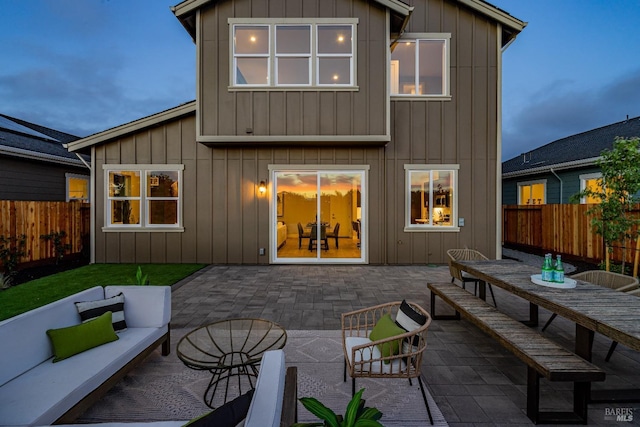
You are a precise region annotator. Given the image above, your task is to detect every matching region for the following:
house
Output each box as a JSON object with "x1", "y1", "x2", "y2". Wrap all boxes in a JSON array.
[
  {"x1": 0, "y1": 114, "x2": 89, "y2": 202},
  {"x1": 502, "y1": 116, "x2": 640, "y2": 205},
  {"x1": 66, "y1": 0, "x2": 525, "y2": 265}
]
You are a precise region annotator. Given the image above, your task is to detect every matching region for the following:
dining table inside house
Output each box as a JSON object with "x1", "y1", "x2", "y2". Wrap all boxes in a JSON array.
[
  {"x1": 451, "y1": 258, "x2": 640, "y2": 403},
  {"x1": 306, "y1": 222, "x2": 329, "y2": 251}
]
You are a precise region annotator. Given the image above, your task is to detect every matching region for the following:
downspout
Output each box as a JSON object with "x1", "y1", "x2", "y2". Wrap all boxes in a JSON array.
[
  {"x1": 550, "y1": 168, "x2": 563, "y2": 203},
  {"x1": 64, "y1": 144, "x2": 95, "y2": 264},
  {"x1": 390, "y1": 7, "x2": 414, "y2": 49},
  {"x1": 74, "y1": 152, "x2": 91, "y2": 170},
  {"x1": 496, "y1": 24, "x2": 503, "y2": 259}
]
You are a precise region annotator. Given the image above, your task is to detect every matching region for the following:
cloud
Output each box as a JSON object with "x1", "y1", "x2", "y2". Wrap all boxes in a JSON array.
[
  {"x1": 502, "y1": 68, "x2": 640, "y2": 160},
  {"x1": 0, "y1": 42, "x2": 192, "y2": 137}
]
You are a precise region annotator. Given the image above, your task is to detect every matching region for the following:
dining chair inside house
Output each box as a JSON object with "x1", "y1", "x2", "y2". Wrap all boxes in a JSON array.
[
  {"x1": 541, "y1": 270, "x2": 639, "y2": 335},
  {"x1": 446, "y1": 248, "x2": 498, "y2": 307},
  {"x1": 309, "y1": 224, "x2": 329, "y2": 251},
  {"x1": 342, "y1": 301, "x2": 434, "y2": 424},
  {"x1": 326, "y1": 222, "x2": 341, "y2": 249},
  {"x1": 297, "y1": 222, "x2": 311, "y2": 249},
  {"x1": 351, "y1": 221, "x2": 360, "y2": 248}
]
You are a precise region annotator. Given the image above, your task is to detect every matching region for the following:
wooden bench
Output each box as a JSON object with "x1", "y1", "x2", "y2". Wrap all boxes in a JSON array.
[{"x1": 428, "y1": 282, "x2": 605, "y2": 425}]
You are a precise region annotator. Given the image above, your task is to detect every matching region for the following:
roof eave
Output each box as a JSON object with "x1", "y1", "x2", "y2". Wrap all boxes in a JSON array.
[
  {"x1": 502, "y1": 157, "x2": 601, "y2": 179},
  {"x1": 456, "y1": 0, "x2": 526, "y2": 33},
  {"x1": 67, "y1": 101, "x2": 197, "y2": 152},
  {"x1": 0, "y1": 145, "x2": 86, "y2": 167}
]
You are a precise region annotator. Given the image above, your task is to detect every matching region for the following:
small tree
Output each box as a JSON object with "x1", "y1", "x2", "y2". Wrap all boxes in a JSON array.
[{"x1": 572, "y1": 137, "x2": 640, "y2": 272}]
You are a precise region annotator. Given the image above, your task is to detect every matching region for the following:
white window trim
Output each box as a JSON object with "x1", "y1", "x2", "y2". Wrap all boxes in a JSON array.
[
  {"x1": 65, "y1": 173, "x2": 90, "y2": 202},
  {"x1": 404, "y1": 164, "x2": 459, "y2": 232},
  {"x1": 517, "y1": 179, "x2": 547, "y2": 205},
  {"x1": 102, "y1": 164, "x2": 184, "y2": 232},
  {"x1": 391, "y1": 33, "x2": 451, "y2": 100},
  {"x1": 268, "y1": 164, "x2": 369, "y2": 264},
  {"x1": 579, "y1": 172, "x2": 602, "y2": 204},
  {"x1": 229, "y1": 18, "x2": 358, "y2": 90}
]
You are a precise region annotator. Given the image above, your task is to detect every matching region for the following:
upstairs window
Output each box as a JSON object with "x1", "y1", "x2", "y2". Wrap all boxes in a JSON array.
[
  {"x1": 391, "y1": 34, "x2": 450, "y2": 97},
  {"x1": 230, "y1": 19, "x2": 356, "y2": 88}
]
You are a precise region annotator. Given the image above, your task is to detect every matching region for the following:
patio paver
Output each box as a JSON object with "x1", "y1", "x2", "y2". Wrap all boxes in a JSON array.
[{"x1": 168, "y1": 262, "x2": 640, "y2": 426}]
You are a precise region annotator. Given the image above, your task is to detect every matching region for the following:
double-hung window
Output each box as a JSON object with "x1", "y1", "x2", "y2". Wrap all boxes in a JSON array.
[
  {"x1": 231, "y1": 18, "x2": 356, "y2": 88},
  {"x1": 103, "y1": 165, "x2": 183, "y2": 231},
  {"x1": 405, "y1": 165, "x2": 459, "y2": 231},
  {"x1": 391, "y1": 34, "x2": 450, "y2": 98}
]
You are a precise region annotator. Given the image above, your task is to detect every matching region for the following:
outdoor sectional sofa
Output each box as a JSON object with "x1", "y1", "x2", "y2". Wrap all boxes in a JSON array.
[
  {"x1": 53, "y1": 350, "x2": 297, "y2": 427},
  {"x1": 0, "y1": 285, "x2": 171, "y2": 427}
]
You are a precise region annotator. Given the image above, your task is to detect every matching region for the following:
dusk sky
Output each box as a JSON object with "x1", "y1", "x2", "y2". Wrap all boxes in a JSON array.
[{"x1": 2, "y1": 0, "x2": 639, "y2": 161}]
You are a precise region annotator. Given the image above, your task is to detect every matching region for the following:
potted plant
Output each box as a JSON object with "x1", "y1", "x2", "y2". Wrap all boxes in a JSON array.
[{"x1": 292, "y1": 388, "x2": 383, "y2": 427}]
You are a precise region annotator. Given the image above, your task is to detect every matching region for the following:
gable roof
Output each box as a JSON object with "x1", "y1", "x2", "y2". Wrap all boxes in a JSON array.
[
  {"x1": 66, "y1": 101, "x2": 197, "y2": 153},
  {"x1": 0, "y1": 114, "x2": 88, "y2": 167},
  {"x1": 171, "y1": 0, "x2": 525, "y2": 45},
  {"x1": 502, "y1": 116, "x2": 640, "y2": 178}
]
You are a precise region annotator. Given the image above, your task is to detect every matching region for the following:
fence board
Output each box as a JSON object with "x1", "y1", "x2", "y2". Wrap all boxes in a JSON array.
[
  {"x1": 0, "y1": 200, "x2": 89, "y2": 268},
  {"x1": 503, "y1": 204, "x2": 640, "y2": 265}
]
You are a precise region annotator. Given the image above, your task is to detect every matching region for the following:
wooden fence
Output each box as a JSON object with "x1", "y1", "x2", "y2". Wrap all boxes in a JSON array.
[
  {"x1": 0, "y1": 200, "x2": 89, "y2": 268},
  {"x1": 503, "y1": 204, "x2": 640, "y2": 265}
]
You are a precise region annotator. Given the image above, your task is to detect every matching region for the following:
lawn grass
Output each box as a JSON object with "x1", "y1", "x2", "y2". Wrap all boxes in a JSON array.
[{"x1": 0, "y1": 263, "x2": 206, "y2": 321}]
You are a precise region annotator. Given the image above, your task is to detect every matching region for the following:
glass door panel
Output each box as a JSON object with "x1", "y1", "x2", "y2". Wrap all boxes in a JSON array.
[
  {"x1": 319, "y1": 172, "x2": 361, "y2": 260},
  {"x1": 274, "y1": 172, "x2": 317, "y2": 259},
  {"x1": 273, "y1": 169, "x2": 364, "y2": 263}
]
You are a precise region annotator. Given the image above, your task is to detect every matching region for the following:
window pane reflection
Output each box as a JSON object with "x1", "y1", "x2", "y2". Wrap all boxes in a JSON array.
[
  {"x1": 110, "y1": 200, "x2": 140, "y2": 225},
  {"x1": 234, "y1": 26, "x2": 269, "y2": 54},
  {"x1": 318, "y1": 58, "x2": 350, "y2": 84},
  {"x1": 318, "y1": 25, "x2": 352, "y2": 54}
]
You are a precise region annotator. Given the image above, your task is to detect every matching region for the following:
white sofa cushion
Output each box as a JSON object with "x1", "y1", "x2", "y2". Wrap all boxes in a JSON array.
[
  {"x1": 105, "y1": 286, "x2": 171, "y2": 328},
  {"x1": 0, "y1": 286, "x2": 104, "y2": 387},
  {"x1": 244, "y1": 349, "x2": 286, "y2": 427},
  {"x1": 344, "y1": 336, "x2": 405, "y2": 374},
  {"x1": 0, "y1": 326, "x2": 167, "y2": 427}
]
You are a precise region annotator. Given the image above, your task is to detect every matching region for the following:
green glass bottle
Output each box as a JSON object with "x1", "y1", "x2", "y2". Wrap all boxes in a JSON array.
[
  {"x1": 553, "y1": 255, "x2": 565, "y2": 283},
  {"x1": 541, "y1": 254, "x2": 553, "y2": 282}
]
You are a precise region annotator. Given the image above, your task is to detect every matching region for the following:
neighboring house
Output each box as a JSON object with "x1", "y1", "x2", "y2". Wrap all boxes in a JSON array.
[
  {"x1": 502, "y1": 116, "x2": 640, "y2": 205},
  {"x1": 67, "y1": 0, "x2": 525, "y2": 265},
  {"x1": 0, "y1": 114, "x2": 90, "y2": 202}
]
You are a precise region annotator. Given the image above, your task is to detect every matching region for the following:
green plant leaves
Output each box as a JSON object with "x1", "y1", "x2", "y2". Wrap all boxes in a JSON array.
[
  {"x1": 299, "y1": 397, "x2": 341, "y2": 427},
  {"x1": 135, "y1": 266, "x2": 149, "y2": 285},
  {"x1": 296, "y1": 388, "x2": 383, "y2": 427}
]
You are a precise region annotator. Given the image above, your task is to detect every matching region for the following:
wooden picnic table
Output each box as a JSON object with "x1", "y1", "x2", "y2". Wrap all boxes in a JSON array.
[{"x1": 451, "y1": 258, "x2": 640, "y2": 403}]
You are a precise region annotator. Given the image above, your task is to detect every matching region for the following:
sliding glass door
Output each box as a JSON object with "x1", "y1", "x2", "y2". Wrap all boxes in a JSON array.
[{"x1": 271, "y1": 167, "x2": 366, "y2": 264}]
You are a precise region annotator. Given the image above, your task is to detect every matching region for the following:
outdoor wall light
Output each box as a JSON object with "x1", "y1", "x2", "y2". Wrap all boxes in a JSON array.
[{"x1": 258, "y1": 180, "x2": 267, "y2": 194}]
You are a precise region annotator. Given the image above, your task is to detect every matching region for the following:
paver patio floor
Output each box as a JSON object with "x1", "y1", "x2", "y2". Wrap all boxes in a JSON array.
[{"x1": 168, "y1": 262, "x2": 640, "y2": 426}]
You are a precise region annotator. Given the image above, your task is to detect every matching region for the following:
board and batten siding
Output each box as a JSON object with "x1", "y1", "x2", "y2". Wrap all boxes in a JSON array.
[
  {"x1": 198, "y1": 0, "x2": 389, "y2": 141},
  {"x1": 386, "y1": 0, "x2": 500, "y2": 263},
  {"x1": 93, "y1": 113, "x2": 388, "y2": 264}
]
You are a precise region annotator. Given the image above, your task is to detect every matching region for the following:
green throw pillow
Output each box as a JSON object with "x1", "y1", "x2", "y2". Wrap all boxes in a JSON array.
[
  {"x1": 46, "y1": 311, "x2": 119, "y2": 363},
  {"x1": 369, "y1": 313, "x2": 406, "y2": 363}
]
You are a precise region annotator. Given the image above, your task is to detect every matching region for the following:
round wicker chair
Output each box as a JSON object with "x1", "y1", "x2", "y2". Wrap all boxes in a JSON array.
[{"x1": 341, "y1": 301, "x2": 434, "y2": 424}]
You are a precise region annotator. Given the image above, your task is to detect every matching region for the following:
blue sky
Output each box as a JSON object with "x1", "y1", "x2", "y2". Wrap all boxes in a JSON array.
[{"x1": 1, "y1": 0, "x2": 639, "y2": 161}]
